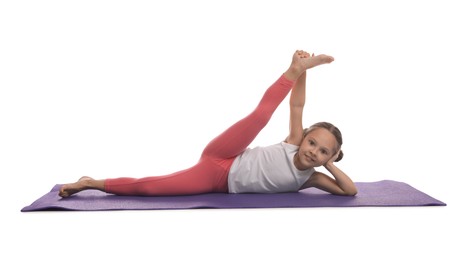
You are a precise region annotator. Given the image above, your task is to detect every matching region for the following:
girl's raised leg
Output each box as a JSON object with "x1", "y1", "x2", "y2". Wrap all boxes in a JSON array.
[{"x1": 201, "y1": 51, "x2": 334, "y2": 160}]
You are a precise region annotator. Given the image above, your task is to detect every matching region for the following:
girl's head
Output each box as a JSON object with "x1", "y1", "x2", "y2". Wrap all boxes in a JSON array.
[
  {"x1": 295, "y1": 122, "x2": 343, "y2": 169},
  {"x1": 304, "y1": 122, "x2": 343, "y2": 162}
]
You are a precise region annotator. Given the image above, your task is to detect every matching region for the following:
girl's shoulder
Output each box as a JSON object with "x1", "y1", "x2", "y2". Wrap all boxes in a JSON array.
[{"x1": 281, "y1": 141, "x2": 300, "y2": 151}]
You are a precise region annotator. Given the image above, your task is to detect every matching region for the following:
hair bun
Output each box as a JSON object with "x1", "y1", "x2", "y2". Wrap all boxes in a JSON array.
[{"x1": 335, "y1": 150, "x2": 344, "y2": 162}]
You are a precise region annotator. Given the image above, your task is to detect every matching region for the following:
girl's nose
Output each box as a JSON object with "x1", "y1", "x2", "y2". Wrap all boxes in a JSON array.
[{"x1": 309, "y1": 148, "x2": 316, "y2": 157}]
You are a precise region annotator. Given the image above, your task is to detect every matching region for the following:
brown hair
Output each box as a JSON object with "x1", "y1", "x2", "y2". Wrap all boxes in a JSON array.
[{"x1": 303, "y1": 122, "x2": 344, "y2": 162}]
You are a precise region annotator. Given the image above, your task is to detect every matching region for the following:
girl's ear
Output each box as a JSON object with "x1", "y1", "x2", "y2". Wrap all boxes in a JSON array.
[{"x1": 302, "y1": 128, "x2": 309, "y2": 137}]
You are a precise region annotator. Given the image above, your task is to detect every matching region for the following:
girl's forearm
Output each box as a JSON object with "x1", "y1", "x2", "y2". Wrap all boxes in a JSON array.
[
  {"x1": 290, "y1": 71, "x2": 306, "y2": 107},
  {"x1": 324, "y1": 163, "x2": 358, "y2": 195}
]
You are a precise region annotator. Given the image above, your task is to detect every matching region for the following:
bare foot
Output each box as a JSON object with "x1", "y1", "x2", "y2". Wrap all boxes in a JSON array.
[
  {"x1": 285, "y1": 50, "x2": 334, "y2": 80},
  {"x1": 301, "y1": 50, "x2": 334, "y2": 69},
  {"x1": 59, "y1": 176, "x2": 94, "y2": 198}
]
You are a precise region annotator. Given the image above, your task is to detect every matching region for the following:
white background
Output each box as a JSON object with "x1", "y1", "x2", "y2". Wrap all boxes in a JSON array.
[{"x1": 1, "y1": 0, "x2": 463, "y2": 259}]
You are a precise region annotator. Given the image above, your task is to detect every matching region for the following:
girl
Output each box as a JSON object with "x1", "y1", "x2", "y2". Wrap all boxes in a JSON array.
[{"x1": 59, "y1": 50, "x2": 357, "y2": 198}]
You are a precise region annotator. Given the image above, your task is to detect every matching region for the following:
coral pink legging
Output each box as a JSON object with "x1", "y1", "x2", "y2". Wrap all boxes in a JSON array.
[{"x1": 104, "y1": 74, "x2": 295, "y2": 196}]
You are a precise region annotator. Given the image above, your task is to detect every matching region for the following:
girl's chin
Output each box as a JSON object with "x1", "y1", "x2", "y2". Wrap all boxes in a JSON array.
[
  {"x1": 307, "y1": 161, "x2": 322, "y2": 168},
  {"x1": 302, "y1": 161, "x2": 318, "y2": 169},
  {"x1": 305, "y1": 159, "x2": 319, "y2": 168}
]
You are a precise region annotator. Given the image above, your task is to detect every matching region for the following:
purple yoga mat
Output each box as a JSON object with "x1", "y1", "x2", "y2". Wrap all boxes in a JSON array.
[{"x1": 21, "y1": 180, "x2": 445, "y2": 212}]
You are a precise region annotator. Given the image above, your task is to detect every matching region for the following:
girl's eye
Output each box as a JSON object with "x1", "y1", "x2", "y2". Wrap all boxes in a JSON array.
[{"x1": 321, "y1": 149, "x2": 328, "y2": 155}]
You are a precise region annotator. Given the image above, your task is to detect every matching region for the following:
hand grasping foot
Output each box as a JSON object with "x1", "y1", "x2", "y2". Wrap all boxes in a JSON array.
[
  {"x1": 285, "y1": 50, "x2": 334, "y2": 80},
  {"x1": 298, "y1": 50, "x2": 334, "y2": 69}
]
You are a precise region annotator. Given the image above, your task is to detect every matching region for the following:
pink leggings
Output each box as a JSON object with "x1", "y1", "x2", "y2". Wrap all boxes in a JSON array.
[{"x1": 104, "y1": 74, "x2": 295, "y2": 196}]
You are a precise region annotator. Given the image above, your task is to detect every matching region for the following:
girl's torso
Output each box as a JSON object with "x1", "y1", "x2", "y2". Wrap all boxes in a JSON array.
[{"x1": 227, "y1": 142, "x2": 314, "y2": 193}]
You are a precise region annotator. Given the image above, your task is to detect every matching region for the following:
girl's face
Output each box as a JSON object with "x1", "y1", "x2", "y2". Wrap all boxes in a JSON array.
[{"x1": 294, "y1": 128, "x2": 338, "y2": 170}]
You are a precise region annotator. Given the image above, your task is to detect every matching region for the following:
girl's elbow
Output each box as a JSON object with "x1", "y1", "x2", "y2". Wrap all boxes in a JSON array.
[
  {"x1": 346, "y1": 190, "x2": 357, "y2": 196},
  {"x1": 346, "y1": 188, "x2": 358, "y2": 196},
  {"x1": 342, "y1": 187, "x2": 358, "y2": 196}
]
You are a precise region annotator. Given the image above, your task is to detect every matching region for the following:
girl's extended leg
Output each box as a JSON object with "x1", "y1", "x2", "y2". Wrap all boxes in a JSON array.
[
  {"x1": 103, "y1": 157, "x2": 230, "y2": 196},
  {"x1": 59, "y1": 158, "x2": 230, "y2": 197}
]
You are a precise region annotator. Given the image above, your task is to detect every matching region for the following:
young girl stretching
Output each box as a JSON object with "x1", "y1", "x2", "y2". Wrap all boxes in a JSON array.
[{"x1": 59, "y1": 50, "x2": 357, "y2": 198}]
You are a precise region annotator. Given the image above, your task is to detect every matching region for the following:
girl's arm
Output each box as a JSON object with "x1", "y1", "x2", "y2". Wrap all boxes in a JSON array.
[
  {"x1": 285, "y1": 70, "x2": 306, "y2": 145},
  {"x1": 301, "y1": 151, "x2": 358, "y2": 196}
]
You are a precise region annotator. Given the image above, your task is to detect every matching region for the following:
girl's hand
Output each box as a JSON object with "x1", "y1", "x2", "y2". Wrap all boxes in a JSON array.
[{"x1": 324, "y1": 149, "x2": 340, "y2": 168}]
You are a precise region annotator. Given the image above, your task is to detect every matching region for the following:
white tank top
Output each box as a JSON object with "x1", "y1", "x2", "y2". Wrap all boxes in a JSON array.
[{"x1": 228, "y1": 142, "x2": 315, "y2": 193}]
